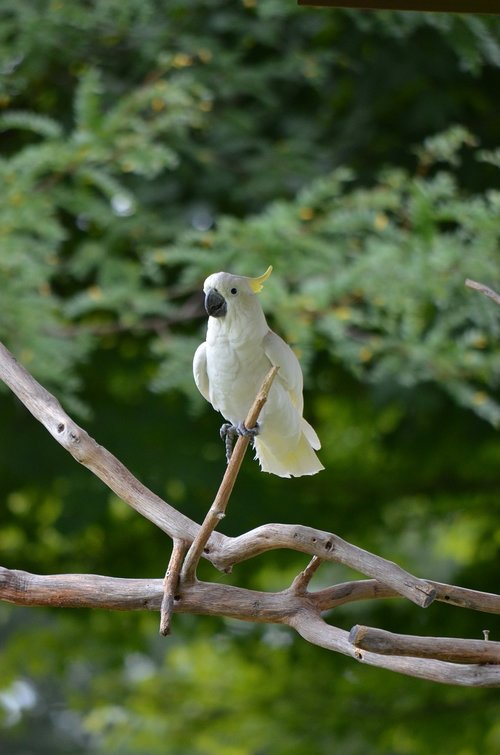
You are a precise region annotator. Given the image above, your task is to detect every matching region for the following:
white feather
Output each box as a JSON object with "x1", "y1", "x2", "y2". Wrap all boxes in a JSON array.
[{"x1": 193, "y1": 270, "x2": 324, "y2": 478}]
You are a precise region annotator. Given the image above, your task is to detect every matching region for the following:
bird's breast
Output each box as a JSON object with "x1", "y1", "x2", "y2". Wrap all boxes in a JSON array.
[{"x1": 205, "y1": 326, "x2": 270, "y2": 424}]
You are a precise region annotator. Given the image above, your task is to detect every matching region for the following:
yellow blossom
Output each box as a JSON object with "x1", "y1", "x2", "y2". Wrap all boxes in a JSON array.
[{"x1": 299, "y1": 207, "x2": 314, "y2": 221}]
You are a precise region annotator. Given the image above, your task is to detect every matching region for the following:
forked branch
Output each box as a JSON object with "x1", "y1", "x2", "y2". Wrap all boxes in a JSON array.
[
  {"x1": 2, "y1": 566, "x2": 500, "y2": 686},
  {"x1": 1, "y1": 338, "x2": 500, "y2": 687}
]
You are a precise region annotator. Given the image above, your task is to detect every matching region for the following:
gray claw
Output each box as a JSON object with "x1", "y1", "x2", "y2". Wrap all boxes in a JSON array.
[
  {"x1": 236, "y1": 421, "x2": 259, "y2": 439},
  {"x1": 220, "y1": 422, "x2": 238, "y2": 463},
  {"x1": 219, "y1": 421, "x2": 260, "y2": 463},
  {"x1": 220, "y1": 422, "x2": 234, "y2": 441}
]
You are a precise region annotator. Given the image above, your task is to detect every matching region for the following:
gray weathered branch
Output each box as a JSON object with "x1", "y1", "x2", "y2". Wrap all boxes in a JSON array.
[
  {"x1": 349, "y1": 624, "x2": 500, "y2": 664},
  {"x1": 313, "y1": 577, "x2": 500, "y2": 614},
  {"x1": 0, "y1": 341, "x2": 197, "y2": 541},
  {"x1": 3, "y1": 567, "x2": 500, "y2": 617},
  {"x1": 465, "y1": 278, "x2": 500, "y2": 306},
  {"x1": 291, "y1": 613, "x2": 500, "y2": 688},
  {"x1": 181, "y1": 366, "x2": 280, "y2": 583},
  {"x1": 160, "y1": 539, "x2": 188, "y2": 636},
  {"x1": 0, "y1": 340, "x2": 434, "y2": 608},
  {"x1": 2, "y1": 566, "x2": 500, "y2": 686},
  {"x1": 213, "y1": 523, "x2": 436, "y2": 607},
  {"x1": 1, "y1": 338, "x2": 500, "y2": 687}
]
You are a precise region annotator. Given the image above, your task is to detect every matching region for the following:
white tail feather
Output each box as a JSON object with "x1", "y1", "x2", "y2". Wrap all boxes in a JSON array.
[{"x1": 254, "y1": 432, "x2": 324, "y2": 478}]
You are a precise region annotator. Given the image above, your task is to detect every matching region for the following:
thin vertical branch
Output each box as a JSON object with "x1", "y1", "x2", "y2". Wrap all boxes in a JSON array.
[
  {"x1": 160, "y1": 539, "x2": 188, "y2": 636},
  {"x1": 181, "y1": 366, "x2": 279, "y2": 584}
]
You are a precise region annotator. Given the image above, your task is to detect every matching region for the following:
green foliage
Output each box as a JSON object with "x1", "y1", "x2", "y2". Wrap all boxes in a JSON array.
[
  {"x1": 154, "y1": 127, "x2": 500, "y2": 427},
  {"x1": 0, "y1": 62, "x2": 206, "y2": 400},
  {"x1": 1, "y1": 1, "x2": 500, "y2": 753}
]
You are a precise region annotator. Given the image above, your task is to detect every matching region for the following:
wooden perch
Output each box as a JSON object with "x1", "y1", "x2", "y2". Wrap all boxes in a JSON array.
[
  {"x1": 1, "y1": 337, "x2": 500, "y2": 687},
  {"x1": 2, "y1": 567, "x2": 500, "y2": 686},
  {"x1": 465, "y1": 279, "x2": 500, "y2": 306},
  {"x1": 213, "y1": 522, "x2": 436, "y2": 608},
  {"x1": 181, "y1": 366, "x2": 279, "y2": 584},
  {"x1": 291, "y1": 613, "x2": 500, "y2": 688},
  {"x1": 0, "y1": 341, "x2": 434, "y2": 609},
  {"x1": 349, "y1": 624, "x2": 500, "y2": 664},
  {"x1": 0, "y1": 342, "x2": 198, "y2": 542}
]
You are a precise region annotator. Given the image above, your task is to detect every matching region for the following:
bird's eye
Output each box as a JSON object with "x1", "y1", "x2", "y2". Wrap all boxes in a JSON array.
[{"x1": 230, "y1": 287, "x2": 238, "y2": 295}]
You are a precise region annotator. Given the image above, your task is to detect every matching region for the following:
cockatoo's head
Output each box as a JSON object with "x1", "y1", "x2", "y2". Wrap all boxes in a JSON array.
[{"x1": 203, "y1": 266, "x2": 273, "y2": 319}]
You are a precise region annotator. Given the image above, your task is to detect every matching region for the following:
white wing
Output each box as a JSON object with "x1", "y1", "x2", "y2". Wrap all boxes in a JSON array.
[
  {"x1": 263, "y1": 329, "x2": 321, "y2": 451},
  {"x1": 263, "y1": 329, "x2": 304, "y2": 415},
  {"x1": 193, "y1": 342, "x2": 210, "y2": 403}
]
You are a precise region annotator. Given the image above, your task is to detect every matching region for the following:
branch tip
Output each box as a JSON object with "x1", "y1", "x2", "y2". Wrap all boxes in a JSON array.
[
  {"x1": 290, "y1": 555, "x2": 323, "y2": 594},
  {"x1": 349, "y1": 624, "x2": 500, "y2": 664},
  {"x1": 160, "y1": 539, "x2": 188, "y2": 637},
  {"x1": 465, "y1": 278, "x2": 500, "y2": 306}
]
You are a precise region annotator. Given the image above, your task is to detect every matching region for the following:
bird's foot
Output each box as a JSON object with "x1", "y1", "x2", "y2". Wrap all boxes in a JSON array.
[
  {"x1": 235, "y1": 421, "x2": 259, "y2": 439},
  {"x1": 220, "y1": 421, "x2": 260, "y2": 463},
  {"x1": 220, "y1": 422, "x2": 238, "y2": 463}
]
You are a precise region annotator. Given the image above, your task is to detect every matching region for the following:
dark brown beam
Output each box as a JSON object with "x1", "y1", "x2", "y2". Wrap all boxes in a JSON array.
[{"x1": 298, "y1": 0, "x2": 500, "y2": 13}]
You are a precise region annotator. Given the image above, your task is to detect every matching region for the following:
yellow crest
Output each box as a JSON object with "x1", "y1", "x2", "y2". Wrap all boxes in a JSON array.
[{"x1": 248, "y1": 265, "x2": 273, "y2": 294}]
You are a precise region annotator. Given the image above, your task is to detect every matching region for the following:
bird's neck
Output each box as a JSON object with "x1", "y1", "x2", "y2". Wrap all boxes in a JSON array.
[{"x1": 207, "y1": 301, "x2": 268, "y2": 344}]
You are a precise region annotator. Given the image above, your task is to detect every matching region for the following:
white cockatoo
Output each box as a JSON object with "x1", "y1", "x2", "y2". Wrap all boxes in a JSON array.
[{"x1": 193, "y1": 266, "x2": 324, "y2": 477}]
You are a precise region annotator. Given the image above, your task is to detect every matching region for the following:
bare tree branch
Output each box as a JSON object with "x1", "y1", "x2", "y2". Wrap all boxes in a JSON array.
[
  {"x1": 290, "y1": 555, "x2": 323, "y2": 594},
  {"x1": 313, "y1": 578, "x2": 500, "y2": 614},
  {"x1": 2, "y1": 338, "x2": 500, "y2": 686},
  {"x1": 349, "y1": 624, "x2": 500, "y2": 664},
  {"x1": 181, "y1": 366, "x2": 279, "y2": 583},
  {"x1": 214, "y1": 523, "x2": 436, "y2": 607},
  {"x1": 0, "y1": 342, "x2": 198, "y2": 542},
  {"x1": 465, "y1": 278, "x2": 500, "y2": 306},
  {"x1": 160, "y1": 539, "x2": 188, "y2": 636},
  {"x1": 0, "y1": 340, "x2": 435, "y2": 608},
  {"x1": 290, "y1": 613, "x2": 500, "y2": 688},
  {"x1": 2, "y1": 568, "x2": 499, "y2": 618},
  {"x1": 2, "y1": 565, "x2": 500, "y2": 686}
]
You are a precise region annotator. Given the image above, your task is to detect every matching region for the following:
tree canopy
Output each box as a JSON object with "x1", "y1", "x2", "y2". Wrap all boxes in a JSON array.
[{"x1": 1, "y1": 2, "x2": 499, "y2": 753}]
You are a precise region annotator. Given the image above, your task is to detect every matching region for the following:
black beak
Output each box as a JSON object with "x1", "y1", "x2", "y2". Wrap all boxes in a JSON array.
[{"x1": 205, "y1": 289, "x2": 227, "y2": 318}]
